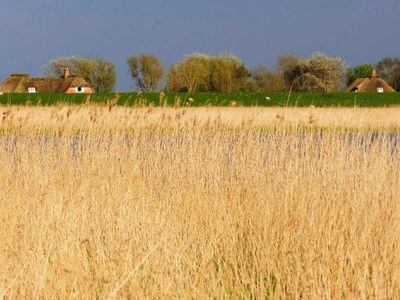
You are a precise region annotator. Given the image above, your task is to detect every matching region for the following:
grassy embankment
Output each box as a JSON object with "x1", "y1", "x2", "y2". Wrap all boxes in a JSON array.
[
  {"x1": 0, "y1": 106, "x2": 400, "y2": 298},
  {"x1": 1, "y1": 92, "x2": 400, "y2": 107}
]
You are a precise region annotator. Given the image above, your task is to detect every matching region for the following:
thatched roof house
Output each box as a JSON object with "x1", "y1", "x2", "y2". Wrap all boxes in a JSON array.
[
  {"x1": 0, "y1": 68, "x2": 94, "y2": 94},
  {"x1": 347, "y1": 69, "x2": 396, "y2": 93}
]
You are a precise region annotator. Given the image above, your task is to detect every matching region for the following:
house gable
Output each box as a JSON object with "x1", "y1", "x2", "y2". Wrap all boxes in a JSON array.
[
  {"x1": 347, "y1": 70, "x2": 396, "y2": 93},
  {"x1": 0, "y1": 70, "x2": 94, "y2": 94}
]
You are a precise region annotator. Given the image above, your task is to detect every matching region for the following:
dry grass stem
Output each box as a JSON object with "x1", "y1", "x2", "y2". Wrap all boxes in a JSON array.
[{"x1": 0, "y1": 106, "x2": 399, "y2": 298}]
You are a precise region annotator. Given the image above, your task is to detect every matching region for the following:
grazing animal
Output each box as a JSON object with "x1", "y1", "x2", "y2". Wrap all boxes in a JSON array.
[
  {"x1": 264, "y1": 96, "x2": 271, "y2": 101},
  {"x1": 185, "y1": 97, "x2": 194, "y2": 106}
]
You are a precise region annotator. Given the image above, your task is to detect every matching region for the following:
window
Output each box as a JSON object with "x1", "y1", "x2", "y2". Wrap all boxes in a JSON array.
[
  {"x1": 377, "y1": 87, "x2": 384, "y2": 93},
  {"x1": 76, "y1": 87, "x2": 85, "y2": 93},
  {"x1": 27, "y1": 87, "x2": 36, "y2": 93}
]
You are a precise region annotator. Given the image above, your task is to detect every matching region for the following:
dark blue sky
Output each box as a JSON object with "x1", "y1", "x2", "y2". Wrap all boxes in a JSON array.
[{"x1": 1, "y1": 0, "x2": 399, "y2": 91}]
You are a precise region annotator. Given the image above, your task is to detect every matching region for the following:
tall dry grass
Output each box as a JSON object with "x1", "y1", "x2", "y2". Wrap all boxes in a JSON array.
[
  {"x1": 0, "y1": 106, "x2": 400, "y2": 299},
  {"x1": 1, "y1": 106, "x2": 400, "y2": 134}
]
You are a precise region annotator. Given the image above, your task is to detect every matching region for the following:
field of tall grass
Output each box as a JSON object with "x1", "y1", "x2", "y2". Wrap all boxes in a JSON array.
[{"x1": 1, "y1": 106, "x2": 400, "y2": 299}]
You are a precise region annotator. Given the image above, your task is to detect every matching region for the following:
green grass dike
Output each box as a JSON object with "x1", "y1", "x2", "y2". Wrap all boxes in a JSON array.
[{"x1": 1, "y1": 92, "x2": 400, "y2": 107}]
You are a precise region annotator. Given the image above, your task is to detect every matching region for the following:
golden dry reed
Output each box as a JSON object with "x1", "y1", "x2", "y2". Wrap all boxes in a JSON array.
[{"x1": 0, "y1": 106, "x2": 400, "y2": 299}]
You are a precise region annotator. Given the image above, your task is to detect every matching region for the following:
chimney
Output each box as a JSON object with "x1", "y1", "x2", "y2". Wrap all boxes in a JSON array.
[
  {"x1": 62, "y1": 67, "x2": 70, "y2": 79},
  {"x1": 371, "y1": 69, "x2": 377, "y2": 78}
]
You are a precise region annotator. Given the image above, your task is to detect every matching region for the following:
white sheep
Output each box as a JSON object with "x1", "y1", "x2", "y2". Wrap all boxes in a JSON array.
[
  {"x1": 264, "y1": 96, "x2": 271, "y2": 101},
  {"x1": 185, "y1": 97, "x2": 194, "y2": 106}
]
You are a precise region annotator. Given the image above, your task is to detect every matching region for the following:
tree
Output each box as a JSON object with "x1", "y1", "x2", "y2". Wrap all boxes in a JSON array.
[
  {"x1": 42, "y1": 56, "x2": 116, "y2": 92},
  {"x1": 127, "y1": 54, "x2": 164, "y2": 91},
  {"x1": 252, "y1": 65, "x2": 285, "y2": 92},
  {"x1": 295, "y1": 73, "x2": 325, "y2": 92},
  {"x1": 42, "y1": 56, "x2": 94, "y2": 86},
  {"x1": 209, "y1": 54, "x2": 250, "y2": 92},
  {"x1": 376, "y1": 57, "x2": 400, "y2": 91},
  {"x1": 307, "y1": 52, "x2": 346, "y2": 92},
  {"x1": 167, "y1": 53, "x2": 253, "y2": 92},
  {"x1": 167, "y1": 54, "x2": 211, "y2": 92},
  {"x1": 277, "y1": 53, "x2": 345, "y2": 92},
  {"x1": 93, "y1": 59, "x2": 116, "y2": 93},
  {"x1": 346, "y1": 64, "x2": 374, "y2": 86},
  {"x1": 277, "y1": 54, "x2": 302, "y2": 90}
]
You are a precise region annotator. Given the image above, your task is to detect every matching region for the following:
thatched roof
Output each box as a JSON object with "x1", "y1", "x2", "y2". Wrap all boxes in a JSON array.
[
  {"x1": 0, "y1": 74, "x2": 93, "y2": 93},
  {"x1": 347, "y1": 70, "x2": 396, "y2": 93}
]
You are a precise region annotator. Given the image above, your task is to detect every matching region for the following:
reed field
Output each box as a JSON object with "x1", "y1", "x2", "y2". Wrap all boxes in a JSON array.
[{"x1": 1, "y1": 106, "x2": 400, "y2": 299}]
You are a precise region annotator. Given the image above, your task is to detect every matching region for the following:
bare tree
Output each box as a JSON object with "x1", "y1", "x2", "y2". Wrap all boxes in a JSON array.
[
  {"x1": 277, "y1": 54, "x2": 302, "y2": 90},
  {"x1": 127, "y1": 54, "x2": 164, "y2": 91},
  {"x1": 376, "y1": 57, "x2": 400, "y2": 91},
  {"x1": 252, "y1": 65, "x2": 285, "y2": 92}
]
